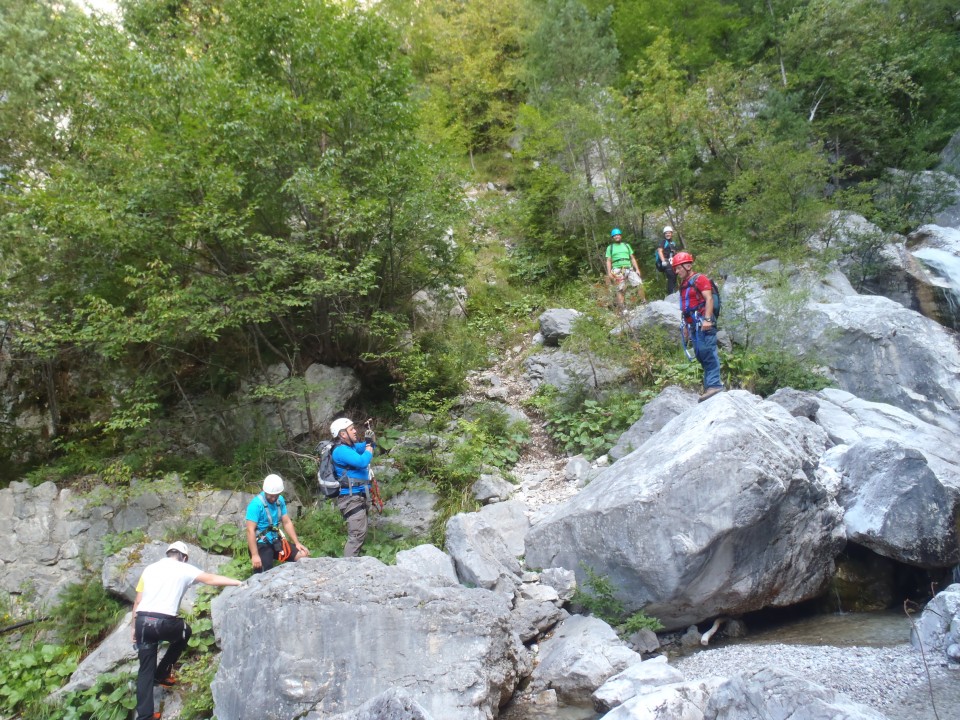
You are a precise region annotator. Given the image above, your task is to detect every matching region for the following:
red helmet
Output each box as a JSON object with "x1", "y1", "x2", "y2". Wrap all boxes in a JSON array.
[{"x1": 671, "y1": 251, "x2": 694, "y2": 268}]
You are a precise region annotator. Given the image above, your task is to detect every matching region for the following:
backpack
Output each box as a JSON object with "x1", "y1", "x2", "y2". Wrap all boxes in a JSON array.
[
  {"x1": 314, "y1": 440, "x2": 342, "y2": 499},
  {"x1": 688, "y1": 273, "x2": 722, "y2": 319}
]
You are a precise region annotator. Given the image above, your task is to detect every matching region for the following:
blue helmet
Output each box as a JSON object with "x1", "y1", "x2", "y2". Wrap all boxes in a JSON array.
[{"x1": 611, "y1": 228, "x2": 622, "y2": 237}]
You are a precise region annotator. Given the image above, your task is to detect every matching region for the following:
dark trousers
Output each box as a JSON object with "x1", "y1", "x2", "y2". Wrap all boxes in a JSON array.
[
  {"x1": 253, "y1": 539, "x2": 300, "y2": 573},
  {"x1": 663, "y1": 265, "x2": 677, "y2": 295},
  {"x1": 135, "y1": 613, "x2": 191, "y2": 720}
]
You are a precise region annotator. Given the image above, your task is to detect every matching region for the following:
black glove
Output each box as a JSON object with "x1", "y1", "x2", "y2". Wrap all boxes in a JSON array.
[{"x1": 364, "y1": 428, "x2": 376, "y2": 444}]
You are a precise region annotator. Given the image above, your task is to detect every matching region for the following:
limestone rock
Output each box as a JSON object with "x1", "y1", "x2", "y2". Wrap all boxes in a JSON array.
[
  {"x1": 538, "y1": 309, "x2": 582, "y2": 346},
  {"x1": 211, "y1": 557, "x2": 527, "y2": 720},
  {"x1": 592, "y1": 656, "x2": 684, "y2": 712},
  {"x1": 705, "y1": 667, "x2": 890, "y2": 720},
  {"x1": 525, "y1": 392, "x2": 844, "y2": 630},
  {"x1": 530, "y1": 614, "x2": 643, "y2": 705},
  {"x1": 836, "y1": 439, "x2": 960, "y2": 567}
]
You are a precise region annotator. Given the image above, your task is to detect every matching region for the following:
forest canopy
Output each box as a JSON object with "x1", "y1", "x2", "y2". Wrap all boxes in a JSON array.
[{"x1": 2, "y1": 0, "x2": 959, "y2": 462}]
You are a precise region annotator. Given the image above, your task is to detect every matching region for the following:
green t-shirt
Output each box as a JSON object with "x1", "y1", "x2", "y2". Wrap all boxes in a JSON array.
[{"x1": 605, "y1": 242, "x2": 634, "y2": 269}]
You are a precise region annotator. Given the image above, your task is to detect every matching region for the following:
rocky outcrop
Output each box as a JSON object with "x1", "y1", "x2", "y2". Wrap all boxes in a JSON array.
[
  {"x1": 601, "y1": 676, "x2": 725, "y2": 720},
  {"x1": 444, "y1": 504, "x2": 524, "y2": 594},
  {"x1": 524, "y1": 348, "x2": 632, "y2": 392},
  {"x1": 240, "y1": 362, "x2": 361, "y2": 440},
  {"x1": 529, "y1": 614, "x2": 643, "y2": 705},
  {"x1": 592, "y1": 656, "x2": 685, "y2": 713},
  {"x1": 315, "y1": 687, "x2": 436, "y2": 720},
  {"x1": 910, "y1": 583, "x2": 960, "y2": 664},
  {"x1": 525, "y1": 391, "x2": 845, "y2": 630},
  {"x1": 2, "y1": 476, "x2": 262, "y2": 609},
  {"x1": 723, "y1": 272, "x2": 960, "y2": 435},
  {"x1": 211, "y1": 557, "x2": 528, "y2": 720},
  {"x1": 835, "y1": 439, "x2": 960, "y2": 568}
]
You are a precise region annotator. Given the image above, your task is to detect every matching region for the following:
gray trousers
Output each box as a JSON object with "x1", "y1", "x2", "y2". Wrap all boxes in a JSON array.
[{"x1": 335, "y1": 493, "x2": 368, "y2": 557}]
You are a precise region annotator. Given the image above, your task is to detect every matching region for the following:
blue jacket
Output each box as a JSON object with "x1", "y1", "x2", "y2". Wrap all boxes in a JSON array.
[{"x1": 332, "y1": 442, "x2": 373, "y2": 492}]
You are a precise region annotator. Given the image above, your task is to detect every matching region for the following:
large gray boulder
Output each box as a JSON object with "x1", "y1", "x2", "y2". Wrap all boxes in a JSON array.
[
  {"x1": 705, "y1": 667, "x2": 890, "y2": 720},
  {"x1": 529, "y1": 614, "x2": 643, "y2": 705},
  {"x1": 58, "y1": 613, "x2": 138, "y2": 695},
  {"x1": 444, "y1": 507, "x2": 523, "y2": 594},
  {"x1": 525, "y1": 391, "x2": 845, "y2": 630},
  {"x1": 608, "y1": 386, "x2": 698, "y2": 461},
  {"x1": 836, "y1": 439, "x2": 960, "y2": 568},
  {"x1": 315, "y1": 687, "x2": 435, "y2": 720},
  {"x1": 394, "y1": 544, "x2": 459, "y2": 586},
  {"x1": 211, "y1": 557, "x2": 528, "y2": 720},
  {"x1": 814, "y1": 388, "x2": 960, "y2": 471}
]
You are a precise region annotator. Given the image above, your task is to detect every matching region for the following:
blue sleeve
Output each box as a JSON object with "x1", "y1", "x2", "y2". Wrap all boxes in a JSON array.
[
  {"x1": 278, "y1": 496, "x2": 288, "y2": 518},
  {"x1": 332, "y1": 443, "x2": 372, "y2": 471},
  {"x1": 244, "y1": 497, "x2": 262, "y2": 524}
]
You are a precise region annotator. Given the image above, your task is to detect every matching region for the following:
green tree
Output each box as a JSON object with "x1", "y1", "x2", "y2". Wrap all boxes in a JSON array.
[
  {"x1": 0, "y1": 0, "x2": 463, "y2": 446},
  {"x1": 513, "y1": 0, "x2": 625, "y2": 278}
]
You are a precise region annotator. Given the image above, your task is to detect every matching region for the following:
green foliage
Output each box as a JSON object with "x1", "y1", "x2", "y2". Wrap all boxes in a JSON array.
[
  {"x1": 0, "y1": 639, "x2": 78, "y2": 717},
  {"x1": 292, "y1": 503, "x2": 353, "y2": 558},
  {"x1": 51, "y1": 579, "x2": 126, "y2": 653},
  {"x1": 572, "y1": 565, "x2": 663, "y2": 637},
  {"x1": 56, "y1": 673, "x2": 137, "y2": 720},
  {"x1": 721, "y1": 346, "x2": 831, "y2": 397},
  {"x1": 101, "y1": 529, "x2": 146, "y2": 557},
  {"x1": 571, "y1": 565, "x2": 624, "y2": 624},
  {"x1": 197, "y1": 518, "x2": 247, "y2": 555},
  {"x1": 528, "y1": 385, "x2": 652, "y2": 460},
  {"x1": 622, "y1": 609, "x2": 665, "y2": 634},
  {"x1": 1, "y1": 0, "x2": 464, "y2": 447}
]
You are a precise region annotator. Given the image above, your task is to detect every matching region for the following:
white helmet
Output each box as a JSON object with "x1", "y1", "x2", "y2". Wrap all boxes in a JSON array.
[
  {"x1": 330, "y1": 417, "x2": 354, "y2": 437},
  {"x1": 262, "y1": 473, "x2": 284, "y2": 494},
  {"x1": 167, "y1": 541, "x2": 189, "y2": 557},
  {"x1": 663, "y1": 225, "x2": 674, "y2": 234}
]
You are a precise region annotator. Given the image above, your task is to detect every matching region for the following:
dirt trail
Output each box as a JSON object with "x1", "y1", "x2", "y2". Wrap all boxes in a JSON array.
[{"x1": 463, "y1": 332, "x2": 583, "y2": 513}]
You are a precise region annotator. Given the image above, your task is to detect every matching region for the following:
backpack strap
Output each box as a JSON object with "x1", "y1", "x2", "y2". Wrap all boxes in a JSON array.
[
  {"x1": 681, "y1": 273, "x2": 707, "y2": 318},
  {"x1": 256, "y1": 492, "x2": 281, "y2": 544}
]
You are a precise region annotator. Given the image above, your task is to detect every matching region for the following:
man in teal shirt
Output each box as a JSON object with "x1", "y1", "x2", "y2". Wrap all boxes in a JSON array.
[{"x1": 605, "y1": 228, "x2": 646, "y2": 311}]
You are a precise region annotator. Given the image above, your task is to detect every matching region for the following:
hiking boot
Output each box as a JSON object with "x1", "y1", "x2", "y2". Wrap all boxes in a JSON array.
[
  {"x1": 698, "y1": 386, "x2": 723, "y2": 403},
  {"x1": 155, "y1": 673, "x2": 177, "y2": 688}
]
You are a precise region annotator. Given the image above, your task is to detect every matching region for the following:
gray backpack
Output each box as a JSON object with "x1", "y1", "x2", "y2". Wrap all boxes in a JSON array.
[{"x1": 315, "y1": 440, "x2": 341, "y2": 499}]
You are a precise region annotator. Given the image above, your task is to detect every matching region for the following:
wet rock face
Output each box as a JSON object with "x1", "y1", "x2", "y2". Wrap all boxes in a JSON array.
[
  {"x1": 211, "y1": 556, "x2": 529, "y2": 720},
  {"x1": 525, "y1": 391, "x2": 845, "y2": 630}
]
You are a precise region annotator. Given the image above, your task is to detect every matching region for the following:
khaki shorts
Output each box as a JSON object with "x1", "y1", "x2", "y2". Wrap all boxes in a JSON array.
[{"x1": 611, "y1": 267, "x2": 642, "y2": 291}]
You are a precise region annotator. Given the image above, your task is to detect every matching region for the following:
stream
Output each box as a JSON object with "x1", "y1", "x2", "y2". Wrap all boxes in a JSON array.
[{"x1": 502, "y1": 610, "x2": 958, "y2": 719}]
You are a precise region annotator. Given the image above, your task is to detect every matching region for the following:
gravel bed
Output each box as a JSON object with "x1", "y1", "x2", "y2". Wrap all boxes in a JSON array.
[{"x1": 673, "y1": 643, "x2": 956, "y2": 719}]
